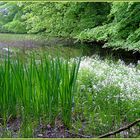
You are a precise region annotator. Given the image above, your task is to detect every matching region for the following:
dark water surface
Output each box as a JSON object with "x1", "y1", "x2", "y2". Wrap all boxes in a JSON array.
[
  {"x1": 0, "y1": 33, "x2": 140, "y2": 64},
  {"x1": 0, "y1": 33, "x2": 94, "y2": 58}
]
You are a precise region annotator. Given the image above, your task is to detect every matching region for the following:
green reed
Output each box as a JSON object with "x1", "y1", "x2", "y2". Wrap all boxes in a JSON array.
[{"x1": 0, "y1": 52, "x2": 80, "y2": 131}]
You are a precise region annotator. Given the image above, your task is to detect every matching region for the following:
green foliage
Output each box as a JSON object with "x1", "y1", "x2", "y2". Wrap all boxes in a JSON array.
[
  {"x1": 23, "y1": 2, "x2": 110, "y2": 36},
  {"x1": 3, "y1": 20, "x2": 27, "y2": 33},
  {"x1": 0, "y1": 2, "x2": 110, "y2": 37},
  {"x1": 77, "y1": 2, "x2": 140, "y2": 51},
  {"x1": 0, "y1": 2, "x2": 27, "y2": 33}
]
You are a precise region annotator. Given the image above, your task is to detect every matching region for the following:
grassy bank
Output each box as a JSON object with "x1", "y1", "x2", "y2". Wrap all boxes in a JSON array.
[{"x1": 1, "y1": 53, "x2": 140, "y2": 138}]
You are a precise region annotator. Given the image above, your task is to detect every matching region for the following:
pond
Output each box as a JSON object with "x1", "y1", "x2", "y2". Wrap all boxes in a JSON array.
[
  {"x1": 0, "y1": 33, "x2": 140, "y2": 65},
  {"x1": 0, "y1": 33, "x2": 93, "y2": 59}
]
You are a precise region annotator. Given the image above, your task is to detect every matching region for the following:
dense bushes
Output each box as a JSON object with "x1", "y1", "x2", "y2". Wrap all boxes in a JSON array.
[
  {"x1": 0, "y1": 2, "x2": 110, "y2": 36},
  {"x1": 3, "y1": 20, "x2": 27, "y2": 33},
  {"x1": 77, "y1": 2, "x2": 140, "y2": 51},
  {"x1": 0, "y1": 2, "x2": 27, "y2": 33}
]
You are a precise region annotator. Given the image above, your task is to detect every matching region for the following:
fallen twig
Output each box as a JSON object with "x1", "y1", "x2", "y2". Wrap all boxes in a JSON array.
[{"x1": 99, "y1": 119, "x2": 140, "y2": 138}]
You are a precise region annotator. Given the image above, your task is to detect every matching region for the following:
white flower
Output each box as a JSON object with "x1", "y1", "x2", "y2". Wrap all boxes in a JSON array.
[{"x1": 78, "y1": 56, "x2": 140, "y2": 101}]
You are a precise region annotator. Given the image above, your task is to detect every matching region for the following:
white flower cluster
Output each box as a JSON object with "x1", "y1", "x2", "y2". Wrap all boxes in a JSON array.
[{"x1": 78, "y1": 56, "x2": 140, "y2": 101}]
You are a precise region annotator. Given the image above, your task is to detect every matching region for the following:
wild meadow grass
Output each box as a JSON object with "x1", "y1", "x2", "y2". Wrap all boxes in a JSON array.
[{"x1": 0, "y1": 51, "x2": 80, "y2": 137}]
